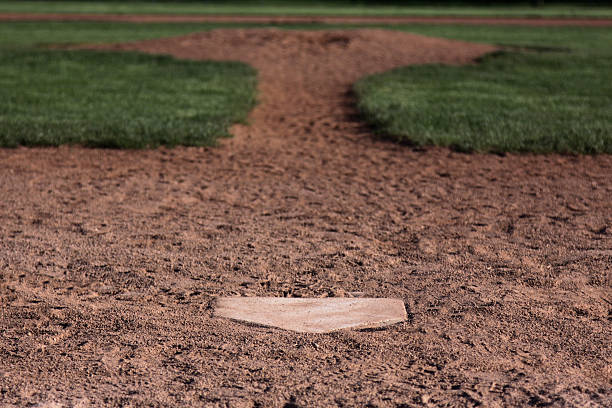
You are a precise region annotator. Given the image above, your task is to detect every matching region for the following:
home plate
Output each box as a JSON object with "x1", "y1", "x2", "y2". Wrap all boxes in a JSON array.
[{"x1": 214, "y1": 297, "x2": 407, "y2": 333}]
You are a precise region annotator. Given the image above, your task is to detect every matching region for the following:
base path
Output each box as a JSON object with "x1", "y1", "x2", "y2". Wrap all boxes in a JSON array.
[
  {"x1": 2, "y1": 12, "x2": 612, "y2": 26},
  {"x1": 1, "y1": 29, "x2": 611, "y2": 407}
]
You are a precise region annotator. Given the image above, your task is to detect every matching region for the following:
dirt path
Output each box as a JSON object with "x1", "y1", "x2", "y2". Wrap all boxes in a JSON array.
[
  {"x1": 1, "y1": 29, "x2": 611, "y2": 407},
  {"x1": 2, "y1": 12, "x2": 612, "y2": 26}
]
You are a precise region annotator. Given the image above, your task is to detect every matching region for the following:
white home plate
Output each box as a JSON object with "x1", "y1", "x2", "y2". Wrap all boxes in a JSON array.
[{"x1": 214, "y1": 297, "x2": 407, "y2": 333}]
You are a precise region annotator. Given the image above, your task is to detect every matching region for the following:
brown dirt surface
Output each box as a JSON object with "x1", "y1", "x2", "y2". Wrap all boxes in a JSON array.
[
  {"x1": 1, "y1": 28, "x2": 611, "y2": 407},
  {"x1": 2, "y1": 12, "x2": 612, "y2": 26}
]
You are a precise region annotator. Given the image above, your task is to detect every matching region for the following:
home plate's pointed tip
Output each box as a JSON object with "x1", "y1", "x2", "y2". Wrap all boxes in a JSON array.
[{"x1": 213, "y1": 297, "x2": 407, "y2": 333}]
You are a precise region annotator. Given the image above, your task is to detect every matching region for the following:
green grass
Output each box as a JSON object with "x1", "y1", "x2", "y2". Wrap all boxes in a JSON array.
[
  {"x1": 350, "y1": 22, "x2": 612, "y2": 154},
  {"x1": 0, "y1": 49, "x2": 257, "y2": 148},
  {"x1": 392, "y1": 24, "x2": 612, "y2": 55},
  {"x1": 0, "y1": 21, "x2": 258, "y2": 148},
  {"x1": 4, "y1": 21, "x2": 611, "y2": 53},
  {"x1": 1, "y1": 1, "x2": 611, "y2": 18},
  {"x1": 1, "y1": 20, "x2": 610, "y2": 152},
  {"x1": 343, "y1": 23, "x2": 612, "y2": 154},
  {"x1": 354, "y1": 51, "x2": 612, "y2": 154},
  {"x1": 0, "y1": 21, "x2": 257, "y2": 49}
]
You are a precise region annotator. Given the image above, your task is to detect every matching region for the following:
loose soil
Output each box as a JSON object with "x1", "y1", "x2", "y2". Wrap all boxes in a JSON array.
[
  {"x1": 1, "y1": 28, "x2": 611, "y2": 407},
  {"x1": 2, "y1": 12, "x2": 612, "y2": 26}
]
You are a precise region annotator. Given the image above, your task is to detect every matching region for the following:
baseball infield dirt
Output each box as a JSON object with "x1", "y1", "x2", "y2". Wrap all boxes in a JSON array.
[{"x1": 1, "y1": 28, "x2": 610, "y2": 407}]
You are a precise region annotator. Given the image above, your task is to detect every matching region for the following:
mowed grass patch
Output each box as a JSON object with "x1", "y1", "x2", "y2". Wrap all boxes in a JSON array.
[
  {"x1": 354, "y1": 51, "x2": 612, "y2": 154},
  {"x1": 0, "y1": 49, "x2": 256, "y2": 148}
]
